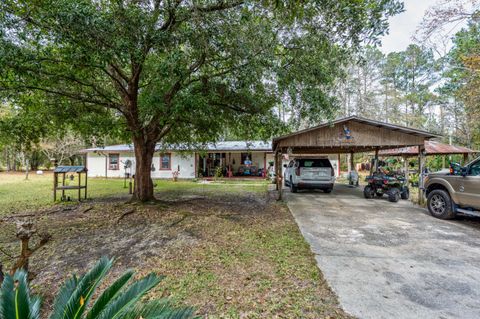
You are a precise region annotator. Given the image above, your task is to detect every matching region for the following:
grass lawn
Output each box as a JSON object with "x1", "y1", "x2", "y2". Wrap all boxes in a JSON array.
[{"x1": 0, "y1": 172, "x2": 350, "y2": 318}]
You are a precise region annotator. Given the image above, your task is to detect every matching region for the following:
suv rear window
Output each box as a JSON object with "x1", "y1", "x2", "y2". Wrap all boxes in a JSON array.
[{"x1": 298, "y1": 159, "x2": 331, "y2": 168}]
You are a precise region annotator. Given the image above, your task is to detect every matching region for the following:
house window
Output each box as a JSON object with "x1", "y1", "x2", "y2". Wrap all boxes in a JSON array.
[
  {"x1": 160, "y1": 153, "x2": 171, "y2": 170},
  {"x1": 241, "y1": 152, "x2": 252, "y2": 165},
  {"x1": 109, "y1": 154, "x2": 119, "y2": 170}
]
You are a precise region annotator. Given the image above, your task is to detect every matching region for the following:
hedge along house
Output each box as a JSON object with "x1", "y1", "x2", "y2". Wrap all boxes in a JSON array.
[{"x1": 81, "y1": 141, "x2": 341, "y2": 179}]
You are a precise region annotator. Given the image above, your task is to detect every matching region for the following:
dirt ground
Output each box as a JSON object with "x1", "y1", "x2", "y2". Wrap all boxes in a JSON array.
[{"x1": 0, "y1": 187, "x2": 351, "y2": 318}]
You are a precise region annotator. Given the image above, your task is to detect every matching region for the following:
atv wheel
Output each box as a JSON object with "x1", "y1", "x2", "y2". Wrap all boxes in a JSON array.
[
  {"x1": 427, "y1": 189, "x2": 455, "y2": 219},
  {"x1": 376, "y1": 192, "x2": 383, "y2": 197},
  {"x1": 401, "y1": 187, "x2": 410, "y2": 200},
  {"x1": 363, "y1": 186, "x2": 374, "y2": 199},
  {"x1": 388, "y1": 188, "x2": 400, "y2": 202}
]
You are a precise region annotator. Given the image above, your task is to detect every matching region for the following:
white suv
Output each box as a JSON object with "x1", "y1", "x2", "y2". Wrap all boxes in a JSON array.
[{"x1": 284, "y1": 157, "x2": 335, "y2": 193}]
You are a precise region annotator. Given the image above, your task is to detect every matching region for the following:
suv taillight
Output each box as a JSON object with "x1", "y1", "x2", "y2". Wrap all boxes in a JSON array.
[{"x1": 295, "y1": 167, "x2": 300, "y2": 176}]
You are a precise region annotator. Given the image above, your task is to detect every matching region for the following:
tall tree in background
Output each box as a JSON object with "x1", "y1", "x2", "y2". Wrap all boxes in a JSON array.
[
  {"x1": 439, "y1": 19, "x2": 480, "y2": 148},
  {"x1": 0, "y1": 0, "x2": 403, "y2": 201}
]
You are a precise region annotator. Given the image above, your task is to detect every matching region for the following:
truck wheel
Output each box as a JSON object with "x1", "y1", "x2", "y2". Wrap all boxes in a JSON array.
[
  {"x1": 388, "y1": 188, "x2": 400, "y2": 202},
  {"x1": 364, "y1": 186, "x2": 374, "y2": 199},
  {"x1": 323, "y1": 188, "x2": 332, "y2": 193},
  {"x1": 401, "y1": 187, "x2": 410, "y2": 200},
  {"x1": 427, "y1": 189, "x2": 455, "y2": 219},
  {"x1": 290, "y1": 177, "x2": 298, "y2": 193}
]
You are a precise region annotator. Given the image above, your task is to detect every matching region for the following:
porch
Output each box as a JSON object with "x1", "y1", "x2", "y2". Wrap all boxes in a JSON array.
[{"x1": 197, "y1": 151, "x2": 274, "y2": 178}]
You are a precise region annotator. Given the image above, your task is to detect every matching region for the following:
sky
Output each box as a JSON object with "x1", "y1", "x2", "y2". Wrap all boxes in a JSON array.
[{"x1": 380, "y1": 0, "x2": 435, "y2": 53}]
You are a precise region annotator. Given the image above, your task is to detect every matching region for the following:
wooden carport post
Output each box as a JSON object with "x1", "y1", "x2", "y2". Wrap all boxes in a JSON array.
[
  {"x1": 403, "y1": 155, "x2": 409, "y2": 186},
  {"x1": 275, "y1": 150, "x2": 283, "y2": 200},
  {"x1": 349, "y1": 151, "x2": 355, "y2": 173},
  {"x1": 418, "y1": 145, "x2": 426, "y2": 206}
]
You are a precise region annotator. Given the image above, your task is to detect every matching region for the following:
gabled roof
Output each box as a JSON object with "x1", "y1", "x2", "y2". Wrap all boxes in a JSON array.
[
  {"x1": 273, "y1": 116, "x2": 439, "y2": 146},
  {"x1": 80, "y1": 141, "x2": 272, "y2": 153},
  {"x1": 380, "y1": 140, "x2": 477, "y2": 156}
]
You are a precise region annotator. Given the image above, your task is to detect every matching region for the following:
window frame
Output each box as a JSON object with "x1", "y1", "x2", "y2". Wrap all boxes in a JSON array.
[
  {"x1": 159, "y1": 153, "x2": 172, "y2": 170},
  {"x1": 468, "y1": 159, "x2": 480, "y2": 176},
  {"x1": 108, "y1": 153, "x2": 120, "y2": 170}
]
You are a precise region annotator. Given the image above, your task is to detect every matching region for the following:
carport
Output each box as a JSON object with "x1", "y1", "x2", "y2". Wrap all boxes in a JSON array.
[{"x1": 272, "y1": 116, "x2": 438, "y2": 201}]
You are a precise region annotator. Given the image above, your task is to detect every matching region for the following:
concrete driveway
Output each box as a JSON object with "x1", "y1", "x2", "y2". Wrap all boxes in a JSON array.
[{"x1": 285, "y1": 184, "x2": 480, "y2": 319}]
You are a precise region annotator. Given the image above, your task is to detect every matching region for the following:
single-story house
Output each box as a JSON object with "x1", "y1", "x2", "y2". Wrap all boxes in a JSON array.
[{"x1": 81, "y1": 141, "x2": 340, "y2": 179}]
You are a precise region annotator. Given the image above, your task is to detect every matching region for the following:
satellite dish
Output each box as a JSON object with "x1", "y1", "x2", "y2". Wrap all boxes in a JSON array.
[{"x1": 124, "y1": 160, "x2": 132, "y2": 168}]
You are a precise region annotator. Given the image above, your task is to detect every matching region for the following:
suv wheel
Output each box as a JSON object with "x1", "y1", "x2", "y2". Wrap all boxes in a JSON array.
[
  {"x1": 290, "y1": 177, "x2": 298, "y2": 193},
  {"x1": 427, "y1": 189, "x2": 455, "y2": 219},
  {"x1": 388, "y1": 188, "x2": 400, "y2": 202}
]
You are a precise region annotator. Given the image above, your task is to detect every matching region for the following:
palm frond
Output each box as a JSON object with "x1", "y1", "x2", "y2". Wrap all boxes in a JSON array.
[
  {"x1": 95, "y1": 273, "x2": 162, "y2": 319},
  {"x1": 0, "y1": 270, "x2": 41, "y2": 319},
  {"x1": 0, "y1": 272, "x2": 17, "y2": 319},
  {"x1": 49, "y1": 256, "x2": 113, "y2": 319},
  {"x1": 85, "y1": 270, "x2": 134, "y2": 319},
  {"x1": 48, "y1": 275, "x2": 79, "y2": 319},
  {"x1": 121, "y1": 300, "x2": 198, "y2": 319}
]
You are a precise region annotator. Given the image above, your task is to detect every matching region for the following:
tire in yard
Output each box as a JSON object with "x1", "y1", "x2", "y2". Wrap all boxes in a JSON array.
[
  {"x1": 388, "y1": 188, "x2": 400, "y2": 202},
  {"x1": 363, "y1": 186, "x2": 374, "y2": 199},
  {"x1": 401, "y1": 186, "x2": 410, "y2": 200},
  {"x1": 290, "y1": 177, "x2": 298, "y2": 193},
  {"x1": 427, "y1": 189, "x2": 455, "y2": 220}
]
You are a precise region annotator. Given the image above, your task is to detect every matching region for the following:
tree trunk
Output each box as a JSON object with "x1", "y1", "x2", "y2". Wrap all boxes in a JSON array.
[{"x1": 132, "y1": 137, "x2": 156, "y2": 202}]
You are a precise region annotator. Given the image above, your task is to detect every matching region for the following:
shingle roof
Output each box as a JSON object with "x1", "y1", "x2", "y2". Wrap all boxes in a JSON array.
[{"x1": 80, "y1": 141, "x2": 272, "y2": 153}]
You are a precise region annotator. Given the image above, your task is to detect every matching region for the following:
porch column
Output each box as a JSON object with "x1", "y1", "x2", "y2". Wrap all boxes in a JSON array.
[{"x1": 418, "y1": 145, "x2": 426, "y2": 206}]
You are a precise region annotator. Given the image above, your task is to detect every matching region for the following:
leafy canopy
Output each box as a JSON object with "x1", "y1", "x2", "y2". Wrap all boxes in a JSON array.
[{"x1": 0, "y1": 0, "x2": 404, "y2": 145}]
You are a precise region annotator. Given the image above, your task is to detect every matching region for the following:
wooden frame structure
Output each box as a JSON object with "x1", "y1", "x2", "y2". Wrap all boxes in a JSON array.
[
  {"x1": 272, "y1": 116, "x2": 439, "y2": 203},
  {"x1": 53, "y1": 166, "x2": 88, "y2": 202}
]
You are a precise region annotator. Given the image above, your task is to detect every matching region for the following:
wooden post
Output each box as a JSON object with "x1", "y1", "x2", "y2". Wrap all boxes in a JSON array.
[
  {"x1": 370, "y1": 148, "x2": 379, "y2": 175},
  {"x1": 463, "y1": 153, "x2": 469, "y2": 165},
  {"x1": 337, "y1": 153, "x2": 341, "y2": 176},
  {"x1": 275, "y1": 151, "x2": 283, "y2": 200},
  {"x1": 84, "y1": 171, "x2": 88, "y2": 199},
  {"x1": 403, "y1": 156, "x2": 409, "y2": 186},
  {"x1": 78, "y1": 172, "x2": 81, "y2": 201},
  {"x1": 53, "y1": 172, "x2": 57, "y2": 202},
  {"x1": 62, "y1": 172, "x2": 66, "y2": 200},
  {"x1": 349, "y1": 151, "x2": 354, "y2": 172},
  {"x1": 418, "y1": 145, "x2": 426, "y2": 206}
]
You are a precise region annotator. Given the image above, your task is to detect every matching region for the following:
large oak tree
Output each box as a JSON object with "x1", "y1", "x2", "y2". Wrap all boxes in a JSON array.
[{"x1": 0, "y1": 0, "x2": 402, "y2": 201}]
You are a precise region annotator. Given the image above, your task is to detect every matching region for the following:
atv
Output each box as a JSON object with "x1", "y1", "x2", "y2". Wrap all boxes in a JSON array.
[{"x1": 363, "y1": 169, "x2": 409, "y2": 203}]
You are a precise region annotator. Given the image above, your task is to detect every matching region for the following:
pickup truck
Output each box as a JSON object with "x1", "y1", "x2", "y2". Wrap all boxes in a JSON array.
[
  {"x1": 284, "y1": 157, "x2": 335, "y2": 193},
  {"x1": 424, "y1": 156, "x2": 480, "y2": 219}
]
